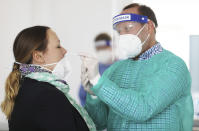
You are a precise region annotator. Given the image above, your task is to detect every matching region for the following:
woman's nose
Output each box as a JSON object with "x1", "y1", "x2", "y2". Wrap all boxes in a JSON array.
[{"x1": 63, "y1": 48, "x2": 67, "y2": 55}]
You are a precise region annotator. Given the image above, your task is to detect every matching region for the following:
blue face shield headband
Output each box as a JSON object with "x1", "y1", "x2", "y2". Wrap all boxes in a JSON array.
[{"x1": 113, "y1": 13, "x2": 148, "y2": 29}]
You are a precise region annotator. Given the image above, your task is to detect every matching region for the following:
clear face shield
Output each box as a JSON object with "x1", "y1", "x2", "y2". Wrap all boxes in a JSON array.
[{"x1": 111, "y1": 13, "x2": 148, "y2": 61}]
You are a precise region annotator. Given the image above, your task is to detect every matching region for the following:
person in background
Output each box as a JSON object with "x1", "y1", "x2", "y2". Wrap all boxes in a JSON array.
[
  {"x1": 79, "y1": 33, "x2": 113, "y2": 106},
  {"x1": 1, "y1": 26, "x2": 96, "y2": 131},
  {"x1": 80, "y1": 3, "x2": 194, "y2": 131}
]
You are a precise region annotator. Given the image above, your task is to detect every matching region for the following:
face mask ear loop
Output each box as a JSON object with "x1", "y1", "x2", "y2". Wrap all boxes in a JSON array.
[
  {"x1": 40, "y1": 62, "x2": 58, "y2": 72},
  {"x1": 42, "y1": 62, "x2": 57, "y2": 67},
  {"x1": 15, "y1": 61, "x2": 22, "y2": 65},
  {"x1": 136, "y1": 23, "x2": 147, "y2": 36},
  {"x1": 136, "y1": 23, "x2": 150, "y2": 45},
  {"x1": 142, "y1": 34, "x2": 150, "y2": 45}
]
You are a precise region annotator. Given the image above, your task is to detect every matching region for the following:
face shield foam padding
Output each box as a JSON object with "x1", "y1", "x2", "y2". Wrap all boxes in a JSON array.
[{"x1": 113, "y1": 13, "x2": 148, "y2": 29}]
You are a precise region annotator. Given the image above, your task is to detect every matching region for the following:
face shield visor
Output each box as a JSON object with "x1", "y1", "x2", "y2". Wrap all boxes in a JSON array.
[{"x1": 111, "y1": 13, "x2": 149, "y2": 61}]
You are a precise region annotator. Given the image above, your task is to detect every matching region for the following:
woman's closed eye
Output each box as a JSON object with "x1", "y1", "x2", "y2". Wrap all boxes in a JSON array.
[{"x1": 57, "y1": 44, "x2": 61, "y2": 48}]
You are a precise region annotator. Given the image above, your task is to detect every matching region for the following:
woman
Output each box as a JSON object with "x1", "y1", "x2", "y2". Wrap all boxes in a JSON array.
[{"x1": 1, "y1": 26, "x2": 96, "y2": 131}]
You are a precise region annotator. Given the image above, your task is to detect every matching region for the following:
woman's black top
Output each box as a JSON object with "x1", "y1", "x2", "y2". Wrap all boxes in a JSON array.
[{"x1": 9, "y1": 77, "x2": 89, "y2": 131}]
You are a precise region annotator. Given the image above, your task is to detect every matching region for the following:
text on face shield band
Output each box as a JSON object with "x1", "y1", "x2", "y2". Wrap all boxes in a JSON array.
[{"x1": 112, "y1": 13, "x2": 148, "y2": 27}]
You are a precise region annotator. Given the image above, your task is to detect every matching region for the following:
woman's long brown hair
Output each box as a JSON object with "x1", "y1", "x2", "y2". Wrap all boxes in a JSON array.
[{"x1": 1, "y1": 26, "x2": 49, "y2": 119}]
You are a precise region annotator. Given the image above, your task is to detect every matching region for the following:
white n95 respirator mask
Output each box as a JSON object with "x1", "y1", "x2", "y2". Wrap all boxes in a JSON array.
[
  {"x1": 42, "y1": 55, "x2": 72, "y2": 80},
  {"x1": 52, "y1": 56, "x2": 72, "y2": 80},
  {"x1": 116, "y1": 24, "x2": 150, "y2": 60}
]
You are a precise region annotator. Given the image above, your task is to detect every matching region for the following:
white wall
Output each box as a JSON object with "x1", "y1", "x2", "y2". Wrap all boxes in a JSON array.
[
  {"x1": 190, "y1": 36, "x2": 199, "y2": 93},
  {"x1": 0, "y1": 0, "x2": 33, "y2": 129},
  {"x1": 0, "y1": 0, "x2": 112, "y2": 129}
]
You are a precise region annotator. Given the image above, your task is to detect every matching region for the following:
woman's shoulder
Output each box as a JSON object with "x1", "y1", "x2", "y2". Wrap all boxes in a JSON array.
[
  {"x1": 19, "y1": 77, "x2": 68, "y2": 104},
  {"x1": 21, "y1": 77, "x2": 60, "y2": 92}
]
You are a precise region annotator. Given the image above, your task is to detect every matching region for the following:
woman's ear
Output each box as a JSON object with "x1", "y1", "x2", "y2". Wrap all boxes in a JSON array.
[{"x1": 32, "y1": 50, "x2": 45, "y2": 64}]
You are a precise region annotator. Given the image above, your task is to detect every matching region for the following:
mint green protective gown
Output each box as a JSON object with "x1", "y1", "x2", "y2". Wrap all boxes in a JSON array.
[{"x1": 85, "y1": 49, "x2": 194, "y2": 131}]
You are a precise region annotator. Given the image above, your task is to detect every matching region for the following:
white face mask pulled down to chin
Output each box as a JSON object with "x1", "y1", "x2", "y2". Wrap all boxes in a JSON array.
[
  {"x1": 116, "y1": 24, "x2": 150, "y2": 60},
  {"x1": 42, "y1": 55, "x2": 72, "y2": 80}
]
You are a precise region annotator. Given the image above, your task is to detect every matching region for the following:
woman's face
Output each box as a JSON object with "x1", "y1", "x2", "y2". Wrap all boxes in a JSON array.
[{"x1": 43, "y1": 29, "x2": 67, "y2": 71}]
